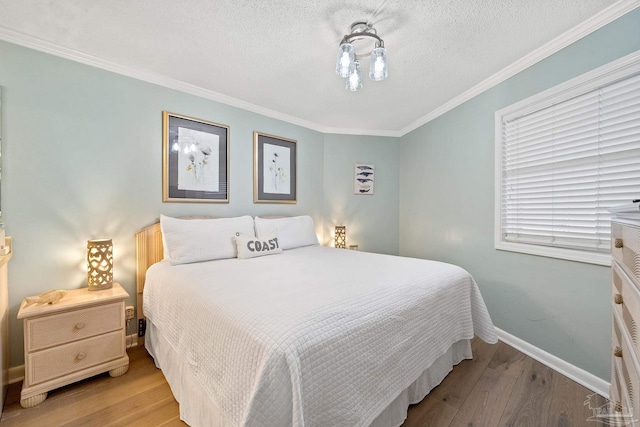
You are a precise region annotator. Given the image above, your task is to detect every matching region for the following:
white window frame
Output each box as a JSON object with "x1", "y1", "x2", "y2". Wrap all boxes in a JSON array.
[{"x1": 495, "y1": 50, "x2": 640, "y2": 266}]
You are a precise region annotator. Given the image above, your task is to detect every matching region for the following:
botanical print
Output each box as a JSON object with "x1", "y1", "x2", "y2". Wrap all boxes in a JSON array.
[
  {"x1": 176, "y1": 127, "x2": 220, "y2": 192},
  {"x1": 263, "y1": 143, "x2": 290, "y2": 194},
  {"x1": 354, "y1": 164, "x2": 375, "y2": 195}
]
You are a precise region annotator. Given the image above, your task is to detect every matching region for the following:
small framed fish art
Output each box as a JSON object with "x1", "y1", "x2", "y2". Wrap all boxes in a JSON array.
[{"x1": 354, "y1": 164, "x2": 374, "y2": 195}]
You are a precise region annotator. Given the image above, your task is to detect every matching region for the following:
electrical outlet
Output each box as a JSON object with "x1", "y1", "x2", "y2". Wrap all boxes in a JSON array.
[
  {"x1": 138, "y1": 318, "x2": 146, "y2": 337},
  {"x1": 125, "y1": 305, "x2": 135, "y2": 321}
]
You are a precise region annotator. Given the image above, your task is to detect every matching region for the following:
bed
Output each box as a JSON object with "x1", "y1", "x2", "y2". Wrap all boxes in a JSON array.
[{"x1": 136, "y1": 215, "x2": 497, "y2": 427}]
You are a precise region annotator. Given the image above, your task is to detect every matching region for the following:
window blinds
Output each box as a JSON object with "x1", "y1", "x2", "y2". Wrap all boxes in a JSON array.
[{"x1": 500, "y1": 72, "x2": 640, "y2": 253}]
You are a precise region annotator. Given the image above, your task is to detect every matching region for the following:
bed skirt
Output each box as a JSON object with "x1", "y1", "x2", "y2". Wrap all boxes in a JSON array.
[{"x1": 146, "y1": 321, "x2": 472, "y2": 427}]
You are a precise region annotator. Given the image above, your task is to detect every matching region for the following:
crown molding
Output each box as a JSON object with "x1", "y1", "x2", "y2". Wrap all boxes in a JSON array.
[
  {"x1": 0, "y1": 0, "x2": 637, "y2": 139},
  {"x1": 399, "y1": 0, "x2": 640, "y2": 136},
  {"x1": 0, "y1": 26, "x2": 337, "y2": 134}
]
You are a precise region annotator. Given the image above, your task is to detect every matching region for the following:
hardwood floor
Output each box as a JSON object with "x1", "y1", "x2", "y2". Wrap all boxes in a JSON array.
[{"x1": 1, "y1": 339, "x2": 607, "y2": 426}]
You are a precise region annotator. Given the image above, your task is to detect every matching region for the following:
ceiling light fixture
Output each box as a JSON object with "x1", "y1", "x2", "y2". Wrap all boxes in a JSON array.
[{"x1": 335, "y1": 21, "x2": 388, "y2": 91}]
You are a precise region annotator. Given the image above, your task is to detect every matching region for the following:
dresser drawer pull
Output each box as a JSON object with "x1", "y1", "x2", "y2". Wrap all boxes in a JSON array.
[
  {"x1": 614, "y1": 238, "x2": 623, "y2": 248},
  {"x1": 614, "y1": 346, "x2": 622, "y2": 358},
  {"x1": 614, "y1": 294, "x2": 623, "y2": 304},
  {"x1": 75, "y1": 352, "x2": 87, "y2": 362},
  {"x1": 74, "y1": 322, "x2": 86, "y2": 330}
]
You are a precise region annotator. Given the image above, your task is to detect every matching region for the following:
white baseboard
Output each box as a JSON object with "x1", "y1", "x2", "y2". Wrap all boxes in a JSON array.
[
  {"x1": 495, "y1": 327, "x2": 610, "y2": 398},
  {"x1": 8, "y1": 365, "x2": 24, "y2": 385},
  {"x1": 8, "y1": 333, "x2": 139, "y2": 385},
  {"x1": 126, "y1": 333, "x2": 138, "y2": 349}
]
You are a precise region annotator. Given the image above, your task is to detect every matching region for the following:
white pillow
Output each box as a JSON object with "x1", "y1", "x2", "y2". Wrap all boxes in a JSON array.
[
  {"x1": 234, "y1": 232, "x2": 283, "y2": 259},
  {"x1": 254, "y1": 216, "x2": 319, "y2": 250},
  {"x1": 160, "y1": 215, "x2": 255, "y2": 265}
]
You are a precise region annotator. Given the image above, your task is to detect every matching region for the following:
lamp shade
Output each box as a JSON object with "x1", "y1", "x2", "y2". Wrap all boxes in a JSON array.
[
  {"x1": 346, "y1": 61, "x2": 363, "y2": 91},
  {"x1": 336, "y1": 42, "x2": 355, "y2": 78},
  {"x1": 335, "y1": 226, "x2": 346, "y2": 249},
  {"x1": 87, "y1": 239, "x2": 113, "y2": 291},
  {"x1": 369, "y1": 46, "x2": 388, "y2": 81}
]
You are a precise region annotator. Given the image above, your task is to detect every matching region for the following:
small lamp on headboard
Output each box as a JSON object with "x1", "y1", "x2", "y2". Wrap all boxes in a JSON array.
[
  {"x1": 87, "y1": 239, "x2": 113, "y2": 291},
  {"x1": 335, "y1": 225, "x2": 346, "y2": 249}
]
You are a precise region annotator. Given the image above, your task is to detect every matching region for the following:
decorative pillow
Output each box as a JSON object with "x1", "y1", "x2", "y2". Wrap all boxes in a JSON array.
[
  {"x1": 234, "y1": 232, "x2": 283, "y2": 259},
  {"x1": 254, "y1": 215, "x2": 319, "y2": 250},
  {"x1": 160, "y1": 215, "x2": 255, "y2": 265}
]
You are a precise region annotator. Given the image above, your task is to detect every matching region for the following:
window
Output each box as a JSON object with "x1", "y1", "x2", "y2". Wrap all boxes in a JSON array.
[{"x1": 495, "y1": 51, "x2": 640, "y2": 265}]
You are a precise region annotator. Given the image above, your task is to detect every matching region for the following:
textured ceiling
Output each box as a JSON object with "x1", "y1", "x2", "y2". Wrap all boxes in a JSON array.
[{"x1": 0, "y1": 0, "x2": 624, "y2": 134}]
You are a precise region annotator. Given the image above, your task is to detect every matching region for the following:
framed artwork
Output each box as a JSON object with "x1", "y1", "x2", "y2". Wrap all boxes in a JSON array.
[
  {"x1": 162, "y1": 111, "x2": 229, "y2": 203},
  {"x1": 354, "y1": 164, "x2": 374, "y2": 195},
  {"x1": 254, "y1": 132, "x2": 297, "y2": 204}
]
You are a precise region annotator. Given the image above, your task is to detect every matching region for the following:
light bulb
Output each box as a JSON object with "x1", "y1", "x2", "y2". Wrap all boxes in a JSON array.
[
  {"x1": 335, "y1": 42, "x2": 355, "y2": 78},
  {"x1": 346, "y1": 61, "x2": 362, "y2": 91},
  {"x1": 369, "y1": 47, "x2": 388, "y2": 81}
]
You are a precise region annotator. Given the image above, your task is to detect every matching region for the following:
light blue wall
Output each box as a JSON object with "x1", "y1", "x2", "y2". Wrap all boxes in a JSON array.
[
  {"x1": 323, "y1": 134, "x2": 399, "y2": 254},
  {"x1": 399, "y1": 9, "x2": 640, "y2": 380},
  {"x1": 3, "y1": 9, "x2": 637, "y2": 380},
  {"x1": 0, "y1": 39, "x2": 401, "y2": 367}
]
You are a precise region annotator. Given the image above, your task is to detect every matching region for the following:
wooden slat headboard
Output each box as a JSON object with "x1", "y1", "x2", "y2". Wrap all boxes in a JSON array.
[
  {"x1": 135, "y1": 222, "x2": 163, "y2": 346},
  {"x1": 135, "y1": 222, "x2": 164, "y2": 296}
]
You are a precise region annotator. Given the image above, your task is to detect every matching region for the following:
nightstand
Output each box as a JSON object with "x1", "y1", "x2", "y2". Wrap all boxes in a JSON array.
[{"x1": 17, "y1": 283, "x2": 129, "y2": 408}]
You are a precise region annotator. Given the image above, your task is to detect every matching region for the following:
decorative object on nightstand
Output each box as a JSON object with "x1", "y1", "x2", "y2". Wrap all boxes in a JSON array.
[
  {"x1": 17, "y1": 283, "x2": 129, "y2": 408},
  {"x1": 87, "y1": 239, "x2": 113, "y2": 291},
  {"x1": 335, "y1": 226, "x2": 346, "y2": 249},
  {"x1": 23, "y1": 290, "x2": 68, "y2": 307},
  {"x1": 609, "y1": 201, "x2": 640, "y2": 421}
]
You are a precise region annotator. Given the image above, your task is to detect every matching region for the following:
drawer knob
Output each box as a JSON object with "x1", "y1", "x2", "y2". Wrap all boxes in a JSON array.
[
  {"x1": 74, "y1": 322, "x2": 86, "y2": 330},
  {"x1": 614, "y1": 346, "x2": 622, "y2": 358},
  {"x1": 614, "y1": 238, "x2": 623, "y2": 248},
  {"x1": 614, "y1": 294, "x2": 623, "y2": 304},
  {"x1": 75, "y1": 352, "x2": 86, "y2": 362}
]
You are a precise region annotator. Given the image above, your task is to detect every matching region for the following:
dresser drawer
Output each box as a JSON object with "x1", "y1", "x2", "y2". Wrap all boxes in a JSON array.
[
  {"x1": 26, "y1": 330, "x2": 125, "y2": 385},
  {"x1": 611, "y1": 357, "x2": 637, "y2": 427},
  {"x1": 612, "y1": 220, "x2": 640, "y2": 289},
  {"x1": 27, "y1": 302, "x2": 123, "y2": 351},
  {"x1": 612, "y1": 263, "x2": 640, "y2": 363},
  {"x1": 612, "y1": 310, "x2": 640, "y2": 421}
]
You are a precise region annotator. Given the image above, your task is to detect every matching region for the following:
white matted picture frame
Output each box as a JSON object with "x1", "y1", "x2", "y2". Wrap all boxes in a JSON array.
[
  {"x1": 254, "y1": 132, "x2": 297, "y2": 204},
  {"x1": 162, "y1": 111, "x2": 230, "y2": 203},
  {"x1": 354, "y1": 164, "x2": 374, "y2": 195}
]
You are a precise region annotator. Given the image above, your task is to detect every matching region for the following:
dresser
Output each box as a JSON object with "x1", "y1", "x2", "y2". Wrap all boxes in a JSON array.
[
  {"x1": 17, "y1": 283, "x2": 129, "y2": 408},
  {"x1": 610, "y1": 202, "x2": 640, "y2": 424}
]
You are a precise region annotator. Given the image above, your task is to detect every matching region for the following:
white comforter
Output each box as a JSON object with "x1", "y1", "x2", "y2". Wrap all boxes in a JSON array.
[{"x1": 143, "y1": 246, "x2": 497, "y2": 427}]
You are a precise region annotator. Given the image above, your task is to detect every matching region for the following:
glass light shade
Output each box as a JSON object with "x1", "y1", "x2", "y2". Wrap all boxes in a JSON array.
[
  {"x1": 346, "y1": 61, "x2": 363, "y2": 91},
  {"x1": 335, "y1": 226, "x2": 346, "y2": 248},
  {"x1": 87, "y1": 239, "x2": 113, "y2": 291},
  {"x1": 369, "y1": 47, "x2": 388, "y2": 81},
  {"x1": 335, "y1": 42, "x2": 355, "y2": 78}
]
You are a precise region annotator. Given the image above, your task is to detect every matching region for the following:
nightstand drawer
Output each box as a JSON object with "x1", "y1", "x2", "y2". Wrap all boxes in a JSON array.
[
  {"x1": 27, "y1": 302, "x2": 123, "y2": 351},
  {"x1": 27, "y1": 330, "x2": 125, "y2": 385}
]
